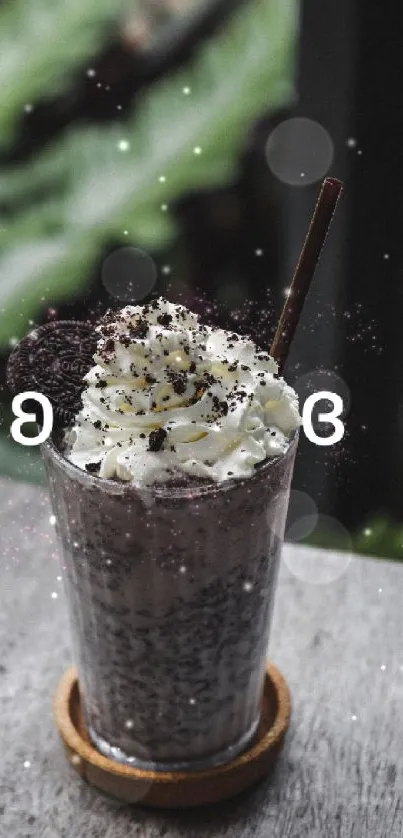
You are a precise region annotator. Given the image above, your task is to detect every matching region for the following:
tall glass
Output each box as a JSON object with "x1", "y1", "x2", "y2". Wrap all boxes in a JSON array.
[{"x1": 43, "y1": 432, "x2": 298, "y2": 771}]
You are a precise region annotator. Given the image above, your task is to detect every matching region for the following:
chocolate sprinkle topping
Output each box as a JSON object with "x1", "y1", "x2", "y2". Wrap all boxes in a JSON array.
[
  {"x1": 119, "y1": 335, "x2": 131, "y2": 348},
  {"x1": 85, "y1": 461, "x2": 101, "y2": 474},
  {"x1": 128, "y1": 318, "x2": 148, "y2": 339},
  {"x1": 148, "y1": 427, "x2": 167, "y2": 452},
  {"x1": 6, "y1": 320, "x2": 97, "y2": 423},
  {"x1": 171, "y1": 375, "x2": 186, "y2": 396},
  {"x1": 157, "y1": 312, "x2": 173, "y2": 327}
]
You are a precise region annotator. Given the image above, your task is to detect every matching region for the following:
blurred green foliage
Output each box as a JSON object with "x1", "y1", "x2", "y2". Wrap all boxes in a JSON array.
[
  {"x1": 299, "y1": 516, "x2": 403, "y2": 563},
  {"x1": 0, "y1": 0, "x2": 297, "y2": 347},
  {"x1": 0, "y1": 437, "x2": 45, "y2": 486},
  {"x1": 0, "y1": 0, "x2": 134, "y2": 145}
]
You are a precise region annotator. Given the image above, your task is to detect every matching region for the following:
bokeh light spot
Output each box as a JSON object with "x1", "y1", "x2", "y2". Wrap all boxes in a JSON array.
[
  {"x1": 101, "y1": 247, "x2": 157, "y2": 302},
  {"x1": 285, "y1": 489, "x2": 318, "y2": 542},
  {"x1": 293, "y1": 369, "x2": 351, "y2": 417},
  {"x1": 265, "y1": 117, "x2": 334, "y2": 186},
  {"x1": 283, "y1": 514, "x2": 352, "y2": 584}
]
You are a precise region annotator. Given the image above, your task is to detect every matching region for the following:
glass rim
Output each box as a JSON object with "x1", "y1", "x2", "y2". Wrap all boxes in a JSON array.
[{"x1": 42, "y1": 428, "x2": 299, "y2": 499}]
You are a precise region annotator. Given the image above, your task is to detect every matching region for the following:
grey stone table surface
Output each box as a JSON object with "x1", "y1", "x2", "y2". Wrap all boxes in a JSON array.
[{"x1": 1, "y1": 477, "x2": 402, "y2": 838}]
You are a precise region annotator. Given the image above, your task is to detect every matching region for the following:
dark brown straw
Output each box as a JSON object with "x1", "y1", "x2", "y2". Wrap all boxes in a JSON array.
[{"x1": 270, "y1": 177, "x2": 343, "y2": 373}]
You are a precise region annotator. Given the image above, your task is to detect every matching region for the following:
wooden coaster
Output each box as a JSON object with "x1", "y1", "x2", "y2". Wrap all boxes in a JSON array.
[{"x1": 54, "y1": 662, "x2": 291, "y2": 808}]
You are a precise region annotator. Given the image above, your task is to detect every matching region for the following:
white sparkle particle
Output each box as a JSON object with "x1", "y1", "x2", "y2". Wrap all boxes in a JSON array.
[
  {"x1": 183, "y1": 86, "x2": 191, "y2": 95},
  {"x1": 70, "y1": 754, "x2": 81, "y2": 766},
  {"x1": 28, "y1": 320, "x2": 34, "y2": 325},
  {"x1": 96, "y1": 83, "x2": 102, "y2": 89},
  {"x1": 24, "y1": 104, "x2": 33, "y2": 114},
  {"x1": 300, "y1": 172, "x2": 306, "y2": 178},
  {"x1": 383, "y1": 253, "x2": 390, "y2": 260},
  {"x1": 243, "y1": 581, "x2": 253, "y2": 592},
  {"x1": 123, "y1": 230, "x2": 129, "y2": 235},
  {"x1": 357, "y1": 149, "x2": 363, "y2": 155},
  {"x1": 351, "y1": 714, "x2": 357, "y2": 721},
  {"x1": 364, "y1": 528, "x2": 372, "y2": 536},
  {"x1": 87, "y1": 68, "x2": 96, "y2": 78},
  {"x1": 9, "y1": 337, "x2": 18, "y2": 346},
  {"x1": 51, "y1": 592, "x2": 58, "y2": 599},
  {"x1": 380, "y1": 664, "x2": 386, "y2": 671},
  {"x1": 23, "y1": 760, "x2": 31, "y2": 769},
  {"x1": 118, "y1": 139, "x2": 130, "y2": 152},
  {"x1": 193, "y1": 146, "x2": 202, "y2": 155},
  {"x1": 346, "y1": 137, "x2": 357, "y2": 148},
  {"x1": 283, "y1": 286, "x2": 291, "y2": 297},
  {"x1": 161, "y1": 203, "x2": 168, "y2": 212},
  {"x1": 57, "y1": 576, "x2": 62, "y2": 582},
  {"x1": 106, "y1": 559, "x2": 112, "y2": 566},
  {"x1": 189, "y1": 698, "x2": 196, "y2": 705},
  {"x1": 159, "y1": 175, "x2": 166, "y2": 183},
  {"x1": 104, "y1": 437, "x2": 112, "y2": 447},
  {"x1": 255, "y1": 248, "x2": 263, "y2": 256},
  {"x1": 49, "y1": 515, "x2": 56, "y2": 526},
  {"x1": 125, "y1": 719, "x2": 134, "y2": 730},
  {"x1": 179, "y1": 565, "x2": 187, "y2": 574},
  {"x1": 162, "y1": 265, "x2": 171, "y2": 275},
  {"x1": 117, "y1": 105, "x2": 122, "y2": 111},
  {"x1": 378, "y1": 588, "x2": 382, "y2": 593}
]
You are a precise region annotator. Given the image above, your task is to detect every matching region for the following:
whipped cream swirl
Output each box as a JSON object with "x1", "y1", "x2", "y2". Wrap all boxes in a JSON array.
[{"x1": 65, "y1": 298, "x2": 301, "y2": 485}]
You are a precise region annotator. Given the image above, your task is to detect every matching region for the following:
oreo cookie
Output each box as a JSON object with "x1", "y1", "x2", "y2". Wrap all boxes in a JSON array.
[{"x1": 6, "y1": 320, "x2": 98, "y2": 424}]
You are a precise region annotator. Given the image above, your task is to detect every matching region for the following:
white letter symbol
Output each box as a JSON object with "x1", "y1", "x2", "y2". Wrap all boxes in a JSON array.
[
  {"x1": 302, "y1": 391, "x2": 344, "y2": 447},
  {"x1": 11, "y1": 392, "x2": 53, "y2": 446}
]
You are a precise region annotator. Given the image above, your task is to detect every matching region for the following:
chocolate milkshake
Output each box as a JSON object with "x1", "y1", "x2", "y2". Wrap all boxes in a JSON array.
[{"x1": 43, "y1": 298, "x2": 300, "y2": 771}]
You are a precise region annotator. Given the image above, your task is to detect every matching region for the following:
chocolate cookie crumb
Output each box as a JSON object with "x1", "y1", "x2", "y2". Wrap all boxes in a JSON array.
[
  {"x1": 85, "y1": 461, "x2": 101, "y2": 474},
  {"x1": 171, "y1": 375, "x2": 186, "y2": 396},
  {"x1": 157, "y1": 313, "x2": 173, "y2": 327},
  {"x1": 128, "y1": 318, "x2": 148, "y2": 340},
  {"x1": 148, "y1": 427, "x2": 167, "y2": 452}
]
